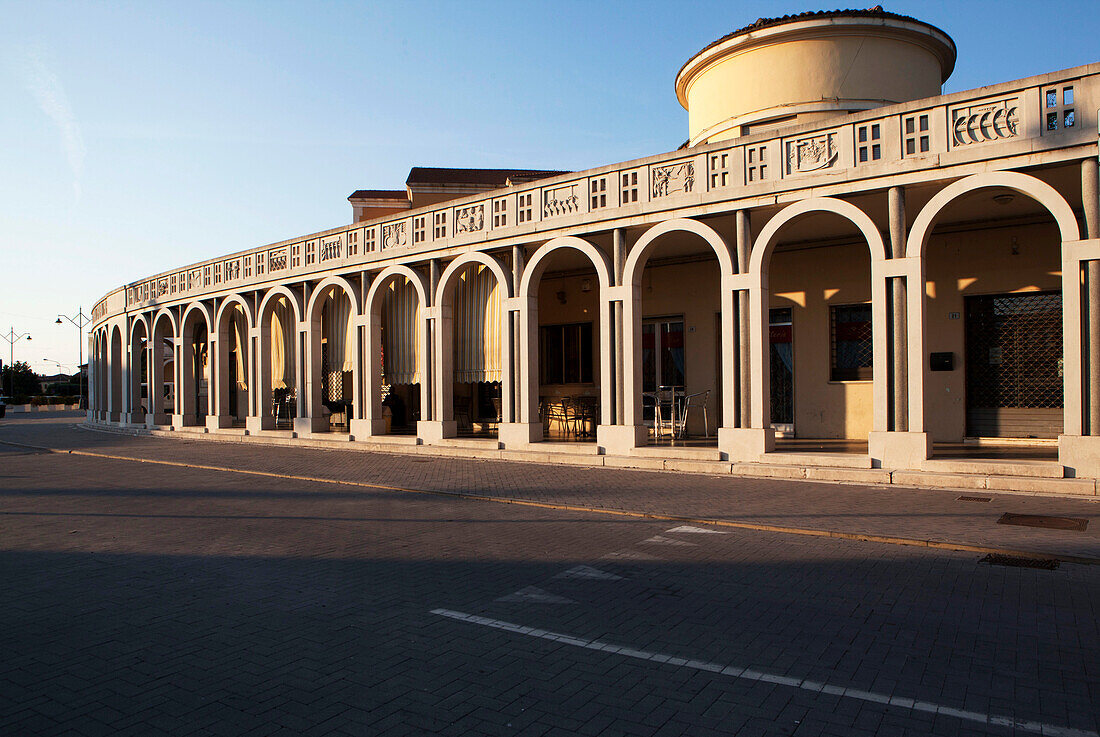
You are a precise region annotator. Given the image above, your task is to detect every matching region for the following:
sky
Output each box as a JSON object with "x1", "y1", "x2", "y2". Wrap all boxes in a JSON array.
[{"x1": 1, "y1": 0, "x2": 1098, "y2": 374}]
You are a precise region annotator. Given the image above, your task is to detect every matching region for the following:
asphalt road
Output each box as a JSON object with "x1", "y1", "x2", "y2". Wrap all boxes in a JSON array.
[{"x1": 1, "y1": 415, "x2": 1097, "y2": 736}]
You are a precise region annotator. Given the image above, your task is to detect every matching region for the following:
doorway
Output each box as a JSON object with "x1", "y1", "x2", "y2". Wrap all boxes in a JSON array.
[
  {"x1": 641, "y1": 317, "x2": 685, "y2": 422},
  {"x1": 769, "y1": 307, "x2": 794, "y2": 435}
]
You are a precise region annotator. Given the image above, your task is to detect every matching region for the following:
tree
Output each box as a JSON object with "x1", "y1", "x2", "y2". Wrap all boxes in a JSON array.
[{"x1": 1, "y1": 361, "x2": 39, "y2": 399}]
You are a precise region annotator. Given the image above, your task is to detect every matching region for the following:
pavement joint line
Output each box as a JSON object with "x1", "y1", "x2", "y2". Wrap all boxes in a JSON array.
[
  {"x1": 430, "y1": 608, "x2": 1099, "y2": 737},
  {"x1": 3, "y1": 437, "x2": 1099, "y2": 566}
]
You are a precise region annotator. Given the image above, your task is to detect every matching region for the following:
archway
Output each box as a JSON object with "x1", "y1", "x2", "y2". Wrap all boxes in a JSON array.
[
  {"x1": 214, "y1": 296, "x2": 253, "y2": 428},
  {"x1": 180, "y1": 304, "x2": 211, "y2": 426},
  {"x1": 108, "y1": 325, "x2": 123, "y2": 423},
  {"x1": 149, "y1": 309, "x2": 177, "y2": 425},
  {"x1": 364, "y1": 266, "x2": 429, "y2": 437},
  {"x1": 435, "y1": 253, "x2": 512, "y2": 439},
  {"x1": 305, "y1": 277, "x2": 361, "y2": 434},
  {"x1": 518, "y1": 237, "x2": 612, "y2": 442},
  {"x1": 257, "y1": 287, "x2": 303, "y2": 431},
  {"x1": 622, "y1": 219, "x2": 736, "y2": 449},
  {"x1": 128, "y1": 317, "x2": 149, "y2": 424},
  {"x1": 749, "y1": 198, "x2": 888, "y2": 452},
  {"x1": 905, "y1": 171, "x2": 1080, "y2": 453}
]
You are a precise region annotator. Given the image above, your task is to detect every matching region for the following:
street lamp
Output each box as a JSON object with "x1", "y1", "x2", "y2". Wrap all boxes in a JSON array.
[
  {"x1": 57, "y1": 309, "x2": 90, "y2": 410},
  {"x1": 0, "y1": 328, "x2": 32, "y2": 399}
]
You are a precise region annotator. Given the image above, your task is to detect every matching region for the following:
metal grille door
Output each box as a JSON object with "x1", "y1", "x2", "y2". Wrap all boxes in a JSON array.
[{"x1": 965, "y1": 292, "x2": 1062, "y2": 438}]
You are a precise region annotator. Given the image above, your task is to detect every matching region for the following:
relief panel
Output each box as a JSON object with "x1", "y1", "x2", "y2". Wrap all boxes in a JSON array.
[
  {"x1": 651, "y1": 161, "x2": 695, "y2": 197},
  {"x1": 543, "y1": 184, "x2": 579, "y2": 218},
  {"x1": 455, "y1": 204, "x2": 485, "y2": 233},
  {"x1": 951, "y1": 98, "x2": 1019, "y2": 146},
  {"x1": 786, "y1": 133, "x2": 839, "y2": 175}
]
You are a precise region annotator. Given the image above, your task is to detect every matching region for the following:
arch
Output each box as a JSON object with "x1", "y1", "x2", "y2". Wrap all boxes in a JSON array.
[
  {"x1": 214, "y1": 293, "x2": 256, "y2": 332},
  {"x1": 306, "y1": 275, "x2": 362, "y2": 323},
  {"x1": 747, "y1": 197, "x2": 889, "y2": 437},
  {"x1": 623, "y1": 218, "x2": 735, "y2": 289},
  {"x1": 904, "y1": 171, "x2": 1081, "y2": 436},
  {"x1": 256, "y1": 285, "x2": 305, "y2": 429},
  {"x1": 108, "y1": 324, "x2": 123, "y2": 422},
  {"x1": 906, "y1": 171, "x2": 1080, "y2": 259},
  {"x1": 179, "y1": 302, "x2": 213, "y2": 425},
  {"x1": 128, "y1": 315, "x2": 150, "y2": 423},
  {"x1": 751, "y1": 197, "x2": 887, "y2": 277},
  {"x1": 434, "y1": 251, "x2": 514, "y2": 431},
  {"x1": 129, "y1": 313, "x2": 151, "y2": 343},
  {"x1": 517, "y1": 236, "x2": 614, "y2": 432},
  {"x1": 518, "y1": 236, "x2": 612, "y2": 299},
  {"x1": 366, "y1": 264, "x2": 430, "y2": 315},
  {"x1": 213, "y1": 294, "x2": 254, "y2": 426},
  {"x1": 148, "y1": 309, "x2": 178, "y2": 423},
  {"x1": 258, "y1": 285, "x2": 304, "y2": 327},
  {"x1": 303, "y1": 275, "x2": 362, "y2": 432},
  {"x1": 621, "y1": 218, "x2": 737, "y2": 435},
  {"x1": 151, "y1": 308, "x2": 178, "y2": 339},
  {"x1": 181, "y1": 301, "x2": 213, "y2": 337}
]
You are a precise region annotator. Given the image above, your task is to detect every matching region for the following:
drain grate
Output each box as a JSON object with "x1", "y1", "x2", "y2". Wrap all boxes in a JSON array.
[
  {"x1": 980, "y1": 553, "x2": 1060, "y2": 570},
  {"x1": 957, "y1": 495, "x2": 992, "y2": 503},
  {"x1": 997, "y1": 513, "x2": 1088, "y2": 532}
]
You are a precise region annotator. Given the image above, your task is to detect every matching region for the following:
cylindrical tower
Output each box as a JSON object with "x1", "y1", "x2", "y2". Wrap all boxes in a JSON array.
[{"x1": 676, "y1": 7, "x2": 956, "y2": 146}]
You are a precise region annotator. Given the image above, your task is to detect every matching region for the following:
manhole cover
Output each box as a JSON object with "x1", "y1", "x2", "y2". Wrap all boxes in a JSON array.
[
  {"x1": 997, "y1": 513, "x2": 1088, "y2": 532},
  {"x1": 979, "y1": 554, "x2": 1060, "y2": 570},
  {"x1": 957, "y1": 495, "x2": 992, "y2": 502}
]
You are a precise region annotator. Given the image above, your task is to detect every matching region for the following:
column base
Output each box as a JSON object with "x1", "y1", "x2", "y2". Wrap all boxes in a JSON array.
[
  {"x1": 125, "y1": 412, "x2": 146, "y2": 425},
  {"x1": 868, "y1": 431, "x2": 929, "y2": 470},
  {"x1": 173, "y1": 413, "x2": 201, "y2": 428},
  {"x1": 499, "y1": 422, "x2": 542, "y2": 448},
  {"x1": 293, "y1": 416, "x2": 329, "y2": 435},
  {"x1": 418, "y1": 420, "x2": 457, "y2": 443},
  {"x1": 206, "y1": 415, "x2": 235, "y2": 431},
  {"x1": 1059, "y1": 435, "x2": 1100, "y2": 478},
  {"x1": 349, "y1": 418, "x2": 387, "y2": 438},
  {"x1": 246, "y1": 415, "x2": 276, "y2": 434},
  {"x1": 145, "y1": 413, "x2": 168, "y2": 429},
  {"x1": 718, "y1": 427, "x2": 775, "y2": 462},
  {"x1": 597, "y1": 424, "x2": 647, "y2": 455}
]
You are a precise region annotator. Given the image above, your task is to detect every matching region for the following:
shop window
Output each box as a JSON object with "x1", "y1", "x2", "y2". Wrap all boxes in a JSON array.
[
  {"x1": 539, "y1": 322, "x2": 593, "y2": 385},
  {"x1": 857, "y1": 123, "x2": 882, "y2": 163},
  {"x1": 621, "y1": 171, "x2": 639, "y2": 203},
  {"x1": 830, "y1": 304, "x2": 872, "y2": 381}
]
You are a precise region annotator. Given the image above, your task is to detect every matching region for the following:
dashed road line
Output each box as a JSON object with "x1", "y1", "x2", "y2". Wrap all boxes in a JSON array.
[{"x1": 430, "y1": 608, "x2": 1099, "y2": 737}]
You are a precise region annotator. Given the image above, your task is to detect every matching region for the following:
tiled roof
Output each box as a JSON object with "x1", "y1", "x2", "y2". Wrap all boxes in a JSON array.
[
  {"x1": 405, "y1": 167, "x2": 569, "y2": 187},
  {"x1": 347, "y1": 189, "x2": 408, "y2": 201}
]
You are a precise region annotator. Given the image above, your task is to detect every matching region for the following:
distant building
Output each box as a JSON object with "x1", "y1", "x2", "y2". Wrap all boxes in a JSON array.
[{"x1": 88, "y1": 8, "x2": 1100, "y2": 480}]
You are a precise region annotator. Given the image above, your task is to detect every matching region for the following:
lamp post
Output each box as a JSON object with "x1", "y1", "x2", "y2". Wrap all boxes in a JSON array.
[
  {"x1": 0, "y1": 328, "x2": 32, "y2": 399},
  {"x1": 57, "y1": 309, "x2": 91, "y2": 410}
]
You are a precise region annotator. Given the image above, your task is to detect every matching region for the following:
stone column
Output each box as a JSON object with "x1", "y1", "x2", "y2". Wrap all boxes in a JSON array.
[
  {"x1": 597, "y1": 229, "x2": 646, "y2": 454},
  {"x1": 613, "y1": 228, "x2": 625, "y2": 426},
  {"x1": 147, "y1": 331, "x2": 167, "y2": 427},
  {"x1": 736, "y1": 209, "x2": 751, "y2": 429},
  {"x1": 889, "y1": 186, "x2": 908, "y2": 432},
  {"x1": 1084, "y1": 158, "x2": 1100, "y2": 435},
  {"x1": 247, "y1": 323, "x2": 271, "y2": 434}
]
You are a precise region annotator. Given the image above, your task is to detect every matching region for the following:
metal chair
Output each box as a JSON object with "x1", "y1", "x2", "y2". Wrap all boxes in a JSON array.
[{"x1": 677, "y1": 390, "x2": 710, "y2": 439}]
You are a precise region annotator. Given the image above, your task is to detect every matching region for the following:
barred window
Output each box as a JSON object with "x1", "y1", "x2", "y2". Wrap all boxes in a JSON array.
[{"x1": 830, "y1": 304, "x2": 872, "y2": 381}]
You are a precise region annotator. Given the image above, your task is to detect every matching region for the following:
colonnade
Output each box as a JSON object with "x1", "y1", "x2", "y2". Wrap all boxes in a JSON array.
[{"x1": 87, "y1": 169, "x2": 1100, "y2": 475}]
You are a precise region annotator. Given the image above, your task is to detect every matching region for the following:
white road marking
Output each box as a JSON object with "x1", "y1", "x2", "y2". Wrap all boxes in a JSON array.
[
  {"x1": 553, "y1": 565, "x2": 624, "y2": 581},
  {"x1": 430, "y1": 608, "x2": 1099, "y2": 737},
  {"x1": 600, "y1": 550, "x2": 661, "y2": 561},
  {"x1": 666, "y1": 525, "x2": 728, "y2": 535},
  {"x1": 495, "y1": 586, "x2": 575, "y2": 604},
  {"x1": 641, "y1": 535, "x2": 698, "y2": 547}
]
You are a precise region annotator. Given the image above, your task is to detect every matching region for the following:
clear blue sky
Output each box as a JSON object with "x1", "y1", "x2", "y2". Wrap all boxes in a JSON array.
[{"x1": 1, "y1": 0, "x2": 1097, "y2": 373}]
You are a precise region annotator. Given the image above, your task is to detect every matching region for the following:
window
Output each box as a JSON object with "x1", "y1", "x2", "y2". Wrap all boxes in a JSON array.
[
  {"x1": 830, "y1": 304, "x2": 872, "y2": 381},
  {"x1": 347, "y1": 230, "x2": 358, "y2": 256},
  {"x1": 1044, "y1": 85, "x2": 1075, "y2": 132},
  {"x1": 709, "y1": 152, "x2": 730, "y2": 189},
  {"x1": 493, "y1": 198, "x2": 508, "y2": 227},
  {"x1": 363, "y1": 226, "x2": 376, "y2": 252},
  {"x1": 857, "y1": 123, "x2": 881, "y2": 163},
  {"x1": 590, "y1": 177, "x2": 607, "y2": 209},
  {"x1": 413, "y1": 215, "x2": 426, "y2": 244},
  {"x1": 539, "y1": 322, "x2": 594, "y2": 385},
  {"x1": 903, "y1": 114, "x2": 930, "y2": 156},
  {"x1": 305, "y1": 240, "x2": 316, "y2": 265},
  {"x1": 518, "y1": 193, "x2": 533, "y2": 223},
  {"x1": 290, "y1": 244, "x2": 301, "y2": 268},
  {"x1": 256, "y1": 252, "x2": 265, "y2": 276},
  {"x1": 243, "y1": 256, "x2": 252, "y2": 278},
  {"x1": 621, "y1": 171, "x2": 638, "y2": 203},
  {"x1": 433, "y1": 211, "x2": 447, "y2": 239},
  {"x1": 746, "y1": 146, "x2": 767, "y2": 182}
]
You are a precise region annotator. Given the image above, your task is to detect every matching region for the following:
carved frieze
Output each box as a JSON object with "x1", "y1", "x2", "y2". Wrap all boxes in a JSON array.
[
  {"x1": 951, "y1": 98, "x2": 1018, "y2": 146},
  {"x1": 268, "y1": 249, "x2": 287, "y2": 271},
  {"x1": 651, "y1": 162, "x2": 695, "y2": 197},
  {"x1": 223, "y1": 259, "x2": 240, "y2": 281},
  {"x1": 786, "y1": 133, "x2": 838, "y2": 174},
  {"x1": 383, "y1": 222, "x2": 407, "y2": 249},
  {"x1": 543, "y1": 184, "x2": 579, "y2": 218},
  {"x1": 319, "y1": 236, "x2": 342, "y2": 262},
  {"x1": 455, "y1": 204, "x2": 485, "y2": 233}
]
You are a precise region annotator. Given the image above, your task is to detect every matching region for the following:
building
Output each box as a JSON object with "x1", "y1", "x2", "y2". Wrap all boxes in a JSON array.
[{"x1": 88, "y1": 8, "x2": 1100, "y2": 483}]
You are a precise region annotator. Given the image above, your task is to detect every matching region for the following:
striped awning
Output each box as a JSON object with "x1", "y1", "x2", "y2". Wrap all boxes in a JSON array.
[
  {"x1": 382, "y1": 277, "x2": 421, "y2": 385},
  {"x1": 454, "y1": 264, "x2": 502, "y2": 383}
]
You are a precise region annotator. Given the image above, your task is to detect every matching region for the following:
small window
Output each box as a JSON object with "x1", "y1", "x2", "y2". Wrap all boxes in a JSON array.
[
  {"x1": 493, "y1": 198, "x2": 508, "y2": 227},
  {"x1": 620, "y1": 171, "x2": 639, "y2": 203},
  {"x1": 1043, "y1": 85, "x2": 1075, "y2": 133},
  {"x1": 590, "y1": 177, "x2": 607, "y2": 209},
  {"x1": 413, "y1": 216, "x2": 426, "y2": 244},
  {"x1": 830, "y1": 304, "x2": 873, "y2": 381},
  {"x1": 518, "y1": 193, "x2": 533, "y2": 223},
  {"x1": 709, "y1": 153, "x2": 730, "y2": 189},
  {"x1": 903, "y1": 113, "x2": 930, "y2": 156},
  {"x1": 746, "y1": 146, "x2": 767, "y2": 181},
  {"x1": 539, "y1": 322, "x2": 594, "y2": 385},
  {"x1": 856, "y1": 123, "x2": 882, "y2": 164},
  {"x1": 433, "y1": 211, "x2": 447, "y2": 239}
]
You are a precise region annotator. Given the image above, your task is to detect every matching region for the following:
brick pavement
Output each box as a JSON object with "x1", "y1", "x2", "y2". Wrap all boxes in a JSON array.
[{"x1": 3, "y1": 414, "x2": 1099, "y2": 560}]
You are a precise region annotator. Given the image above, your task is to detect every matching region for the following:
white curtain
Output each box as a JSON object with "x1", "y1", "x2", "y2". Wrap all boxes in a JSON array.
[
  {"x1": 382, "y1": 277, "x2": 421, "y2": 385},
  {"x1": 270, "y1": 297, "x2": 295, "y2": 390},
  {"x1": 454, "y1": 264, "x2": 501, "y2": 383}
]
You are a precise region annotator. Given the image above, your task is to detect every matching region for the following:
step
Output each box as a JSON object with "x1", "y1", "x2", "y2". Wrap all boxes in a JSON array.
[
  {"x1": 534, "y1": 441, "x2": 601, "y2": 455},
  {"x1": 761, "y1": 452, "x2": 873, "y2": 469},
  {"x1": 352, "y1": 433, "x2": 419, "y2": 446},
  {"x1": 435, "y1": 437, "x2": 503, "y2": 450},
  {"x1": 632, "y1": 446, "x2": 723, "y2": 461},
  {"x1": 921, "y1": 458, "x2": 1064, "y2": 479}
]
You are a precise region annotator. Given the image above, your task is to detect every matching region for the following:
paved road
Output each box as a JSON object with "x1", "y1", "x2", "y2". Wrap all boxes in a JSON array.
[{"x1": 1, "y1": 414, "x2": 1098, "y2": 736}]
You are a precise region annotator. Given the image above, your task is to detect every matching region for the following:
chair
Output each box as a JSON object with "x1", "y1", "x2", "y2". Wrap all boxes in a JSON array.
[
  {"x1": 677, "y1": 390, "x2": 710, "y2": 439},
  {"x1": 653, "y1": 386, "x2": 678, "y2": 439}
]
